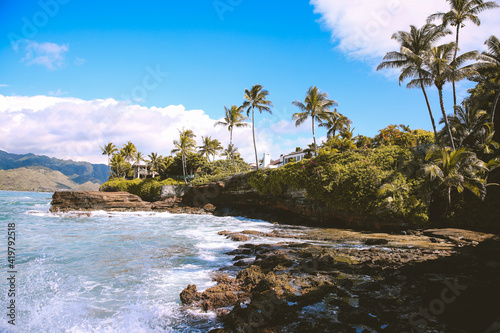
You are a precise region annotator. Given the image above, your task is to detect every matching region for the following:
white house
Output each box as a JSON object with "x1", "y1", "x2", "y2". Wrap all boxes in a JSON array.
[
  {"x1": 133, "y1": 162, "x2": 149, "y2": 179},
  {"x1": 279, "y1": 150, "x2": 306, "y2": 166}
]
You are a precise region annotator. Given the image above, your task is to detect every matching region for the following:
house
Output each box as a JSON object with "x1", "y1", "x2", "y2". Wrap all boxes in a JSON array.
[
  {"x1": 133, "y1": 162, "x2": 149, "y2": 179},
  {"x1": 279, "y1": 150, "x2": 306, "y2": 166}
]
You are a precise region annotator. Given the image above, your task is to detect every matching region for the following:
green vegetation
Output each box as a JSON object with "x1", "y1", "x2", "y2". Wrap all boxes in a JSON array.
[
  {"x1": 96, "y1": 2, "x2": 500, "y2": 231},
  {"x1": 246, "y1": 146, "x2": 428, "y2": 225},
  {"x1": 100, "y1": 177, "x2": 183, "y2": 201}
]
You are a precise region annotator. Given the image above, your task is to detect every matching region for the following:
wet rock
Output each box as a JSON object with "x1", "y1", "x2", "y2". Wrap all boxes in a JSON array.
[
  {"x1": 180, "y1": 284, "x2": 201, "y2": 305},
  {"x1": 364, "y1": 238, "x2": 389, "y2": 245}
]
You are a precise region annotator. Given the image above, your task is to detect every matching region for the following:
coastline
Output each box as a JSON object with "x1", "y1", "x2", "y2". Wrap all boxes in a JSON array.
[{"x1": 48, "y1": 190, "x2": 500, "y2": 331}]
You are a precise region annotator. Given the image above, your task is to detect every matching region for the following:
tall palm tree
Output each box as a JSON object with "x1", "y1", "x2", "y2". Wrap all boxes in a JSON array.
[
  {"x1": 147, "y1": 152, "x2": 162, "y2": 178},
  {"x1": 477, "y1": 35, "x2": 500, "y2": 123},
  {"x1": 132, "y1": 151, "x2": 146, "y2": 179},
  {"x1": 377, "y1": 24, "x2": 451, "y2": 137},
  {"x1": 428, "y1": 0, "x2": 499, "y2": 108},
  {"x1": 171, "y1": 128, "x2": 197, "y2": 184},
  {"x1": 419, "y1": 146, "x2": 488, "y2": 215},
  {"x1": 292, "y1": 86, "x2": 338, "y2": 156},
  {"x1": 418, "y1": 42, "x2": 477, "y2": 149},
  {"x1": 215, "y1": 105, "x2": 249, "y2": 172},
  {"x1": 242, "y1": 84, "x2": 273, "y2": 170},
  {"x1": 198, "y1": 136, "x2": 223, "y2": 162},
  {"x1": 120, "y1": 141, "x2": 137, "y2": 163},
  {"x1": 99, "y1": 142, "x2": 117, "y2": 179},
  {"x1": 319, "y1": 111, "x2": 352, "y2": 138}
]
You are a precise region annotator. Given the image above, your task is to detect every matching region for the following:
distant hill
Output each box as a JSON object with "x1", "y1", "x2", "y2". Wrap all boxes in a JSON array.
[
  {"x1": 0, "y1": 151, "x2": 109, "y2": 184},
  {"x1": 0, "y1": 167, "x2": 101, "y2": 192}
]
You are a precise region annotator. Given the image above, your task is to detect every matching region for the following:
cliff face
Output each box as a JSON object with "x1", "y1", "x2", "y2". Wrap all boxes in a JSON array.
[
  {"x1": 50, "y1": 175, "x2": 408, "y2": 231},
  {"x1": 182, "y1": 175, "x2": 409, "y2": 231},
  {"x1": 49, "y1": 190, "x2": 212, "y2": 214}
]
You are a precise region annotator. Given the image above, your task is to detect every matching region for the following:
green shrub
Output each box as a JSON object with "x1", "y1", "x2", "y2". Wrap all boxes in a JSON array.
[
  {"x1": 246, "y1": 148, "x2": 428, "y2": 226},
  {"x1": 100, "y1": 177, "x2": 183, "y2": 201}
]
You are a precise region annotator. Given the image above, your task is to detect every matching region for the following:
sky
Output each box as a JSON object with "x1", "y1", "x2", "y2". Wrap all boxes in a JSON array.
[{"x1": 0, "y1": 0, "x2": 499, "y2": 164}]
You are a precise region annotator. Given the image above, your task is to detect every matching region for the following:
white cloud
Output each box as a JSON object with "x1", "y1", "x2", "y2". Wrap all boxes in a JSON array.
[
  {"x1": 311, "y1": 0, "x2": 500, "y2": 63},
  {"x1": 0, "y1": 84, "x2": 8, "y2": 87},
  {"x1": 0, "y1": 94, "x2": 290, "y2": 164},
  {"x1": 21, "y1": 41, "x2": 69, "y2": 70}
]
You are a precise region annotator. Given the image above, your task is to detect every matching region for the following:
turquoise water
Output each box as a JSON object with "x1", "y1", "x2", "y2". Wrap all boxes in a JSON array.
[{"x1": 0, "y1": 191, "x2": 283, "y2": 332}]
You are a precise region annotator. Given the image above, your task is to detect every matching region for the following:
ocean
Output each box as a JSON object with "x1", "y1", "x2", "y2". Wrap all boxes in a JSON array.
[{"x1": 0, "y1": 190, "x2": 287, "y2": 332}]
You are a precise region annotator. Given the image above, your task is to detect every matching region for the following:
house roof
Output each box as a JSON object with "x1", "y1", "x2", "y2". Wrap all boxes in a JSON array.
[{"x1": 269, "y1": 159, "x2": 281, "y2": 166}]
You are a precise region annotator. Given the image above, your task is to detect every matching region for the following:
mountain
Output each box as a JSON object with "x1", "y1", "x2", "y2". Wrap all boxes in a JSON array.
[
  {"x1": 0, "y1": 167, "x2": 101, "y2": 192},
  {"x1": 0, "y1": 151, "x2": 109, "y2": 184}
]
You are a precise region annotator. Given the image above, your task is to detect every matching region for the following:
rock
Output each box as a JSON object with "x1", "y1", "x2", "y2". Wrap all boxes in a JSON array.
[
  {"x1": 204, "y1": 203, "x2": 216, "y2": 212},
  {"x1": 180, "y1": 284, "x2": 201, "y2": 305},
  {"x1": 364, "y1": 238, "x2": 389, "y2": 245},
  {"x1": 50, "y1": 191, "x2": 152, "y2": 212},
  {"x1": 228, "y1": 234, "x2": 250, "y2": 242}
]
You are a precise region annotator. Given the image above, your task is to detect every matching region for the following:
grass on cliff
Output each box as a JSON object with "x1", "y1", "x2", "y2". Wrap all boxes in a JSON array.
[
  {"x1": 100, "y1": 177, "x2": 183, "y2": 201},
  {"x1": 245, "y1": 146, "x2": 429, "y2": 226}
]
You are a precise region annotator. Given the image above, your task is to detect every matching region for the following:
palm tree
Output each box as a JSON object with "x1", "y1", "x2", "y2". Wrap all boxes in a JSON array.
[
  {"x1": 132, "y1": 151, "x2": 146, "y2": 179},
  {"x1": 477, "y1": 35, "x2": 500, "y2": 123},
  {"x1": 147, "y1": 152, "x2": 162, "y2": 178},
  {"x1": 215, "y1": 105, "x2": 249, "y2": 172},
  {"x1": 242, "y1": 84, "x2": 273, "y2": 170},
  {"x1": 443, "y1": 100, "x2": 498, "y2": 156},
  {"x1": 120, "y1": 141, "x2": 137, "y2": 163},
  {"x1": 99, "y1": 142, "x2": 117, "y2": 179},
  {"x1": 171, "y1": 128, "x2": 197, "y2": 184},
  {"x1": 222, "y1": 144, "x2": 241, "y2": 172},
  {"x1": 419, "y1": 146, "x2": 488, "y2": 215},
  {"x1": 419, "y1": 42, "x2": 477, "y2": 149},
  {"x1": 292, "y1": 86, "x2": 338, "y2": 156},
  {"x1": 319, "y1": 111, "x2": 352, "y2": 138},
  {"x1": 198, "y1": 136, "x2": 223, "y2": 162},
  {"x1": 428, "y1": 0, "x2": 499, "y2": 108},
  {"x1": 110, "y1": 154, "x2": 127, "y2": 178},
  {"x1": 377, "y1": 24, "x2": 451, "y2": 137}
]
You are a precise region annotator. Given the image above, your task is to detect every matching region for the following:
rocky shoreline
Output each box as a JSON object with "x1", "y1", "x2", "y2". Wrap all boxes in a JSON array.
[
  {"x1": 49, "y1": 190, "x2": 500, "y2": 332},
  {"x1": 180, "y1": 228, "x2": 500, "y2": 332}
]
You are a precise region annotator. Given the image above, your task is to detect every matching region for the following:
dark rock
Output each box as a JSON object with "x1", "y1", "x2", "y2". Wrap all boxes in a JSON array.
[{"x1": 364, "y1": 238, "x2": 389, "y2": 245}]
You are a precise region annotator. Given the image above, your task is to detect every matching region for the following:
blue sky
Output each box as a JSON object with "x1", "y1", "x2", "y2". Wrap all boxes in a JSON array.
[{"x1": 1, "y1": 0, "x2": 499, "y2": 163}]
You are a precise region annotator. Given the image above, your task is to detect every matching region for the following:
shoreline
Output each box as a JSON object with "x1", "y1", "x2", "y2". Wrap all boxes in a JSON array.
[
  {"x1": 182, "y1": 227, "x2": 500, "y2": 332},
  {"x1": 47, "y1": 190, "x2": 500, "y2": 331}
]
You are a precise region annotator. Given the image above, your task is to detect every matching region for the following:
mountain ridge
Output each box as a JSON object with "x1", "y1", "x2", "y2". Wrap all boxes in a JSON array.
[{"x1": 0, "y1": 150, "x2": 109, "y2": 184}]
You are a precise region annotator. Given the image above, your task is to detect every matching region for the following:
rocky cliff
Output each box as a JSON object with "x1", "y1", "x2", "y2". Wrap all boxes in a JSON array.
[
  {"x1": 51, "y1": 174, "x2": 408, "y2": 231},
  {"x1": 181, "y1": 174, "x2": 408, "y2": 231},
  {"x1": 49, "y1": 190, "x2": 213, "y2": 214}
]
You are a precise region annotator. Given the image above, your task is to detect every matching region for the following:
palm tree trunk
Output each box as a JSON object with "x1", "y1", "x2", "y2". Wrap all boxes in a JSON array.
[
  {"x1": 251, "y1": 107, "x2": 259, "y2": 170},
  {"x1": 230, "y1": 129, "x2": 237, "y2": 173},
  {"x1": 492, "y1": 89, "x2": 500, "y2": 123},
  {"x1": 452, "y1": 25, "x2": 460, "y2": 114},
  {"x1": 182, "y1": 154, "x2": 188, "y2": 185},
  {"x1": 419, "y1": 77, "x2": 438, "y2": 138},
  {"x1": 312, "y1": 117, "x2": 317, "y2": 156},
  {"x1": 438, "y1": 87, "x2": 456, "y2": 150}
]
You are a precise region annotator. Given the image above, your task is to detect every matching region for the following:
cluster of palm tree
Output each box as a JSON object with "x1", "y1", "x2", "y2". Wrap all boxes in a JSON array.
[
  {"x1": 99, "y1": 141, "x2": 173, "y2": 179},
  {"x1": 377, "y1": 0, "x2": 500, "y2": 214}
]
